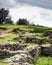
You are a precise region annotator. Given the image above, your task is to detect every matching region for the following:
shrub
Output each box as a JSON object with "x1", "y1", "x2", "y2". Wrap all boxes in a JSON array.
[{"x1": 16, "y1": 18, "x2": 29, "y2": 25}]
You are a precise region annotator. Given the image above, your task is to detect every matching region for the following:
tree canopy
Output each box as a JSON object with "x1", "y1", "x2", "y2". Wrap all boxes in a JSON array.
[
  {"x1": 0, "y1": 8, "x2": 9, "y2": 24},
  {"x1": 0, "y1": 8, "x2": 13, "y2": 24},
  {"x1": 16, "y1": 18, "x2": 29, "y2": 25}
]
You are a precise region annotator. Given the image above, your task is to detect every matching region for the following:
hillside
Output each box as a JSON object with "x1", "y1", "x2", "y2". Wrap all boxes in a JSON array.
[{"x1": 0, "y1": 24, "x2": 52, "y2": 65}]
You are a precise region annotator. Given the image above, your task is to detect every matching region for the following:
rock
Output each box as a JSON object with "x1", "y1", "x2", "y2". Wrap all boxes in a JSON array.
[
  {"x1": 26, "y1": 36, "x2": 47, "y2": 45},
  {"x1": 12, "y1": 36, "x2": 26, "y2": 43},
  {"x1": 11, "y1": 54, "x2": 26, "y2": 63},
  {"x1": 0, "y1": 43, "x2": 12, "y2": 50},
  {"x1": 37, "y1": 38, "x2": 48, "y2": 45},
  {"x1": 0, "y1": 49, "x2": 28, "y2": 59},
  {"x1": 23, "y1": 63, "x2": 32, "y2": 65},
  {"x1": 0, "y1": 43, "x2": 27, "y2": 51},
  {"x1": 10, "y1": 63, "x2": 32, "y2": 65},
  {"x1": 49, "y1": 34, "x2": 52, "y2": 39},
  {"x1": 49, "y1": 39, "x2": 52, "y2": 44},
  {"x1": 26, "y1": 37, "x2": 38, "y2": 43},
  {"x1": 11, "y1": 28, "x2": 25, "y2": 34},
  {"x1": 0, "y1": 42, "x2": 40, "y2": 65},
  {"x1": 0, "y1": 42, "x2": 28, "y2": 59},
  {"x1": 11, "y1": 52, "x2": 33, "y2": 64},
  {"x1": 0, "y1": 49, "x2": 11, "y2": 59},
  {"x1": 11, "y1": 28, "x2": 21, "y2": 33},
  {"x1": 43, "y1": 30, "x2": 52, "y2": 36},
  {"x1": 29, "y1": 45, "x2": 41, "y2": 61},
  {"x1": 9, "y1": 49, "x2": 34, "y2": 65},
  {"x1": 41, "y1": 44, "x2": 52, "y2": 56}
]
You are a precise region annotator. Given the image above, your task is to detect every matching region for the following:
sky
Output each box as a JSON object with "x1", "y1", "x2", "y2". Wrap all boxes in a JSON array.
[{"x1": 0, "y1": 0, "x2": 52, "y2": 27}]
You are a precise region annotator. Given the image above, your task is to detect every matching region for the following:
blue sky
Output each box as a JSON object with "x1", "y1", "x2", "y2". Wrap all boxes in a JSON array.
[{"x1": 0, "y1": 0, "x2": 52, "y2": 27}]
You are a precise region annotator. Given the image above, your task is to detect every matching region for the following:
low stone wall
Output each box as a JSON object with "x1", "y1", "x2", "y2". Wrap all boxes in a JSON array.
[
  {"x1": 11, "y1": 28, "x2": 26, "y2": 34},
  {"x1": 9, "y1": 45, "x2": 40, "y2": 65},
  {"x1": 26, "y1": 37, "x2": 48, "y2": 45},
  {"x1": 0, "y1": 43, "x2": 27, "y2": 51},
  {"x1": 41, "y1": 44, "x2": 52, "y2": 56},
  {"x1": 0, "y1": 43, "x2": 41, "y2": 65},
  {"x1": 0, "y1": 43, "x2": 28, "y2": 59},
  {"x1": 43, "y1": 30, "x2": 52, "y2": 36}
]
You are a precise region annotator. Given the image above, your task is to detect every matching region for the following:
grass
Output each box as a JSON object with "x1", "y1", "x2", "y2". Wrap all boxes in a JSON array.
[
  {"x1": 41, "y1": 43, "x2": 51, "y2": 47},
  {"x1": 0, "y1": 24, "x2": 34, "y2": 30},
  {"x1": 33, "y1": 26, "x2": 52, "y2": 33},
  {"x1": 26, "y1": 44, "x2": 35, "y2": 51},
  {"x1": 0, "y1": 24, "x2": 52, "y2": 33},
  {"x1": 0, "y1": 33, "x2": 16, "y2": 43},
  {"x1": 34, "y1": 56, "x2": 52, "y2": 65},
  {"x1": 0, "y1": 62, "x2": 9, "y2": 65}
]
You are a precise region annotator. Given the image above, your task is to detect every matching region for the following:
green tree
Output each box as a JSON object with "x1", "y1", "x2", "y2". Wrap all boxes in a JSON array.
[
  {"x1": 4, "y1": 17, "x2": 13, "y2": 24},
  {"x1": 16, "y1": 18, "x2": 29, "y2": 25},
  {"x1": 0, "y1": 8, "x2": 9, "y2": 24}
]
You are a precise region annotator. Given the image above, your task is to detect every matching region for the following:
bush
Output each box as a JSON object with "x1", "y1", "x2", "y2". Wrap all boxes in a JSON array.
[
  {"x1": 33, "y1": 26, "x2": 52, "y2": 33},
  {"x1": 4, "y1": 18, "x2": 13, "y2": 24},
  {"x1": 16, "y1": 18, "x2": 29, "y2": 25}
]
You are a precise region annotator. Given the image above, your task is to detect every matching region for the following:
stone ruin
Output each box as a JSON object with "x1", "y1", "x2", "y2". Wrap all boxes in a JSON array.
[
  {"x1": 26, "y1": 37, "x2": 48, "y2": 45},
  {"x1": 0, "y1": 42, "x2": 27, "y2": 51},
  {"x1": 0, "y1": 30, "x2": 52, "y2": 65},
  {"x1": 0, "y1": 42, "x2": 27, "y2": 59},
  {"x1": 0, "y1": 42, "x2": 41, "y2": 65},
  {"x1": 12, "y1": 30, "x2": 52, "y2": 45},
  {"x1": 0, "y1": 42, "x2": 52, "y2": 65},
  {"x1": 41, "y1": 44, "x2": 52, "y2": 56},
  {"x1": 11, "y1": 28, "x2": 26, "y2": 34},
  {"x1": 43, "y1": 30, "x2": 52, "y2": 36},
  {"x1": 1, "y1": 42, "x2": 52, "y2": 65},
  {"x1": 9, "y1": 45, "x2": 40, "y2": 65},
  {"x1": 13, "y1": 35, "x2": 48, "y2": 45},
  {"x1": 49, "y1": 34, "x2": 52, "y2": 39},
  {"x1": 50, "y1": 39, "x2": 52, "y2": 44},
  {"x1": 42, "y1": 30, "x2": 52, "y2": 43}
]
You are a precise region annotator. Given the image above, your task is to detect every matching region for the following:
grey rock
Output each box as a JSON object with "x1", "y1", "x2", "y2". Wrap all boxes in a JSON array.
[
  {"x1": 0, "y1": 43, "x2": 27, "y2": 51},
  {"x1": 41, "y1": 44, "x2": 52, "y2": 56},
  {"x1": 43, "y1": 30, "x2": 52, "y2": 36},
  {"x1": 10, "y1": 63, "x2": 32, "y2": 65},
  {"x1": 29, "y1": 45, "x2": 41, "y2": 61},
  {"x1": 49, "y1": 34, "x2": 52, "y2": 39}
]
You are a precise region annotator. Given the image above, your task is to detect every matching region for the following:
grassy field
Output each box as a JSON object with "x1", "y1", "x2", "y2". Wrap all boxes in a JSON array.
[
  {"x1": 0, "y1": 62, "x2": 9, "y2": 65},
  {"x1": 0, "y1": 24, "x2": 52, "y2": 32},
  {"x1": 33, "y1": 56, "x2": 52, "y2": 65},
  {"x1": 0, "y1": 33, "x2": 16, "y2": 43},
  {"x1": 0, "y1": 24, "x2": 51, "y2": 43}
]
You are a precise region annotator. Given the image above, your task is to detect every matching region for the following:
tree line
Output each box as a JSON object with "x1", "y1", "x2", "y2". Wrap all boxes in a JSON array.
[{"x1": 0, "y1": 8, "x2": 29, "y2": 25}]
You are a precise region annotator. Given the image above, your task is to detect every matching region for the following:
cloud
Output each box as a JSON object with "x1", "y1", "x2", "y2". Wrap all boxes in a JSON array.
[
  {"x1": 9, "y1": 5, "x2": 52, "y2": 27},
  {"x1": 0, "y1": 0, "x2": 16, "y2": 8},
  {"x1": 16, "y1": 0, "x2": 52, "y2": 9},
  {"x1": 0, "y1": 0, "x2": 52, "y2": 9}
]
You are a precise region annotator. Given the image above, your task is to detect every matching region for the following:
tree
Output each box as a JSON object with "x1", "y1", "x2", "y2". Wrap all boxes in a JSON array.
[
  {"x1": 4, "y1": 17, "x2": 13, "y2": 24},
  {"x1": 0, "y1": 8, "x2": 9, "y2": 24},
  {"x1": 16, "y1": 18, "x2": 29, "y2": 25}
]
